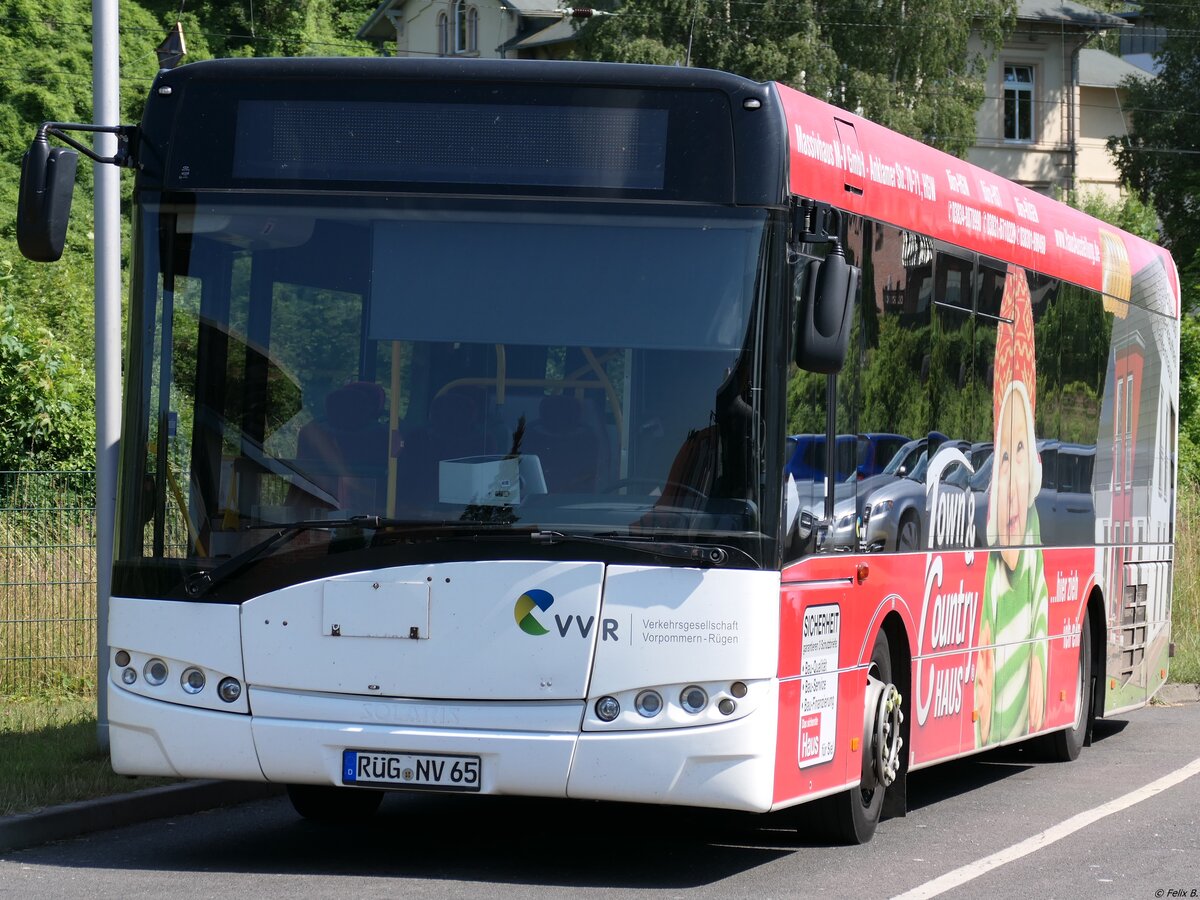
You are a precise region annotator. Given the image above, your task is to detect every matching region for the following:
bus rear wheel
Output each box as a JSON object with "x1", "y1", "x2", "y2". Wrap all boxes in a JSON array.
[
  {"x1": 286, "y1": 784, "x2": 384, "y2": 822},
  {"x1": 820, "y1": 628, "x2": 903, "y2": 844},
  {"x1": 1041, "y1": 609, "x2": 1093, "y2": 762}
]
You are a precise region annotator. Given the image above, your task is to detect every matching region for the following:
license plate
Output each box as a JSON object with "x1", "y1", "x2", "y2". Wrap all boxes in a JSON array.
[{"x1": 342, "y1": 749, "x2": 482, "y2": 792}]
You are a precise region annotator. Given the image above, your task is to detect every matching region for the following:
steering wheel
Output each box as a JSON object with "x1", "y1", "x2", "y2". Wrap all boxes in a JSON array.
[{"x1": 603, "y1": 478, "x2": 709, "y2": 502}]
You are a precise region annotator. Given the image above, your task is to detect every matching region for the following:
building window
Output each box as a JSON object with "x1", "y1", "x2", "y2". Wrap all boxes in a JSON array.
[
  {"x1": 453, "y1": 1, "x2": 477, "y2": 54},
  {"x1": 1003, "y1": 64, "x2": 1034, "y2": 142},
  {"x1": 436, "y1": 12, "x2": 449, "y2": 56},
  {"x1": 1125, "y1": 373, "x2": 1135, "y2": 488}
]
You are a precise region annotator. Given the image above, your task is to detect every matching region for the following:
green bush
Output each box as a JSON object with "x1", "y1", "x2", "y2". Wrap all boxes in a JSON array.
[{"x1": 0, "y1": 301, "x2": 94, "y2": 471}]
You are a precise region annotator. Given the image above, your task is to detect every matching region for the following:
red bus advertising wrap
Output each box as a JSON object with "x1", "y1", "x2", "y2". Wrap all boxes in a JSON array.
[{"x1": 777, "y1": 83, "x2": 1179, "y2": 315}]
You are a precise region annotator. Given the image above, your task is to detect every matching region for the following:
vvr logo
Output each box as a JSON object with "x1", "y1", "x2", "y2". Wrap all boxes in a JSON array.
[
  {"x1": 514, "y1": 589, "x2": 554, "y2": 636},
  {"x1": 512, "y1": 589, "x2": 619, "y2": 641}
]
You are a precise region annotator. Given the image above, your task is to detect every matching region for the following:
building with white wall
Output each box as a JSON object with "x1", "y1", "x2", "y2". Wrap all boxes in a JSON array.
[
  {"x1": 967, "y1": 0, "x2": 1141, "y2": 200},
  {"x1": 357, "y1": 0, "x2": 581, "y2": 59},
  {"x1": 359, "y1": 0, "x2": 1150, "y2": 201}
]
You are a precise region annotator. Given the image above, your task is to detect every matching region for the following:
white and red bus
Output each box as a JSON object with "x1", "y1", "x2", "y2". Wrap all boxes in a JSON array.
[{"x1": 18, "y1": 58, "x2": 1179, "y2": 844}]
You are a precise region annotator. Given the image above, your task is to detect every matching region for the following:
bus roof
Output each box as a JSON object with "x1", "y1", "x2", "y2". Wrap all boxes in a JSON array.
[
  {"x1": 774, "y1": 82, "x2": 1180, "y2": 317},
  {"x1": 134, "y1": 57, "x2": 1177, "y2": 315}
]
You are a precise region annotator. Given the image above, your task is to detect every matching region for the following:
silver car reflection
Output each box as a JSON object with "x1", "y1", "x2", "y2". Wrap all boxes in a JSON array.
[
  {"x1": 859, "y1": 440, "x2": 976, "y2": 552},
  {"x1": 968, "y1": 440, "x2": 1095, "y2": 548},
  {"x1": 802, "y1": 434, "x2": 946, "y2": 552}
]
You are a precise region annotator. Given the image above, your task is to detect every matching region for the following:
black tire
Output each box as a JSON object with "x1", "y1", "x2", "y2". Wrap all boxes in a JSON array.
[
  {"x1": 1041, "y1": 609, "x2": 1093, "y2": 762},
  {"x1": 896, "y1": 514, "x2": 920, "y2": 552},
  {"x1": 822, "y1": 629, "x2": 893, "y2": 844},
  {"x1": 286, "y1": 784, "x2": 384, "y2": 823}
]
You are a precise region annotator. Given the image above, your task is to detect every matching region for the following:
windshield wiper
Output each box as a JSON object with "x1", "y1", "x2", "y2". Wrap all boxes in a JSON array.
[
  {"x1": 184, "y1": 515, "x2": 409, "y2": 598},
  {"x1": 530, "y1": 530, "x2": 752, "y2": 567},
  {"x1": 184, "y1": 518, "x2": 752, "y2": 598},
  {"x1": 185, "y1": 517, "x2": 555, "y2": 597}
]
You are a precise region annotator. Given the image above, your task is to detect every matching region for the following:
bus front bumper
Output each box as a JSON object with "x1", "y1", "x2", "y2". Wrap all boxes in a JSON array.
[{"x1": 108, "y1": 684, "x2": 779, "y2": 812}]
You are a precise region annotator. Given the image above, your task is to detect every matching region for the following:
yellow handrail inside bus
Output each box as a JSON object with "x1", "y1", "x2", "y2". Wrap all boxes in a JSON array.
[{"x1": 147, "y1": 440, "x2": 207, "y2": 557}]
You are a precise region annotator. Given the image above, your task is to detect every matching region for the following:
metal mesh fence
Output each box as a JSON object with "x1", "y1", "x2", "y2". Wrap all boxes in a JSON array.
[{"x1": 0, "y1": 471, "x2": 97, "y2": 695}]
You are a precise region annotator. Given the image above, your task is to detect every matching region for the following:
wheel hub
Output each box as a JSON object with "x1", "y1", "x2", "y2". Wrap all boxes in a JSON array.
[{"x1": 862, "y1": 676, "x2": 903, "y2": 788}]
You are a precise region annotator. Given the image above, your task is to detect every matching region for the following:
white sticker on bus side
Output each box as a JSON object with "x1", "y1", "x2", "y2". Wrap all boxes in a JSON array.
[{"x1": 799, "y1": 603, "x2": 839, "y2": 768}]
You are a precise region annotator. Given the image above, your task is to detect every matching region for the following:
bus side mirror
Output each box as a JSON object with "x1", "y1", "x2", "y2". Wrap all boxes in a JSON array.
[
  {"x1": 794, "y1": 247, "x2": 858, "y2": 374},
  {"x1": 17, "y1": 137, "x2": 79, "y2": 262}
]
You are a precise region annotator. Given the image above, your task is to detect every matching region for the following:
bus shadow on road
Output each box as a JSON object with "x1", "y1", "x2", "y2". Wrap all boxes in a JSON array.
[
  {"x1": 906, "y1": 717, "x2": 1131, "y2": 812},
  {"x1": 225, "y1": 794, "x2": 799, "y2": 889},
  {"x1": 906, "y1": 754, "x2": 1032, "y2": 812},
  {"x1": 24, "y1": 720, "x2": 1143, "y2": 887}
]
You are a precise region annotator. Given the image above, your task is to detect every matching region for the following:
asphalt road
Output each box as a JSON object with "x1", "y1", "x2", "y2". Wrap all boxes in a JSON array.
[{"x1": 1, "y1": 688, "x2": 1197, "y2": 899}]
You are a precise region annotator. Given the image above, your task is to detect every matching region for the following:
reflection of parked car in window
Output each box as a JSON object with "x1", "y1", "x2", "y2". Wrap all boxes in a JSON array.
[
  {"x1": 785, "y1": 433, "x2": 857, "y2": 482},
  {"x1": 968, "y1": 441, "x2": 993, "y2": 471},
  {"x1": 803, "y1": 433, "x2": 949, "y2": 552},
  {"x1": 787, "y1": 432, "x2": 913, "y2": 487},
  {"x1": 859, "y1": 439, "x2": 973, "y2": 552},
  {"x1": 856, "y1": 433, "x2": 911, "y2": 478},
  {"x1": 1043, "y1": 443, "x2": 1096, "y2": 546},
  {"x1": 847, "y1": 434, "x2": 930, "y2": 510},
  {"x1": 970, "y1": 440, "x2": 1095, "y2": 548}
]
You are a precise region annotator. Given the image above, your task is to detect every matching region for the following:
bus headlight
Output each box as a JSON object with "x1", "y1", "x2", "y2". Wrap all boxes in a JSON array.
[
  {"x1": 181, "y1": 667, "x2": 206, "y2": 694},
  {"x1": 634, "y1": 690, "x2": 663, "y2": 718},
  {"x1": 595, "y1": 696, "x2": 621, "y2": 721},
  {"x1": 584, "y1": 680, "x2": 759, "y2": 730},
  {"x1": 680, "y1": 685, "x2": 708, "y2": 714},
  {"x1": 218, "y1": 677, "x2": 243, "y2": 703},
  {"x1": 110, "y1": 649, "x2": 247, "y2": 713},
  {"x1": 144, "y1": 658, "x2": 169, "y2": 686}
]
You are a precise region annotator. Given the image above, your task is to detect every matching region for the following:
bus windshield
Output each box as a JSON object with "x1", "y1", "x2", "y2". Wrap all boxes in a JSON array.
[{"x1": 117, "y1": 196, "x2": 772, "y2": 596}]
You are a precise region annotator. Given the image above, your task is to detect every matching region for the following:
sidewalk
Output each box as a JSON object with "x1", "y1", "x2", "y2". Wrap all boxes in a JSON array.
[{"x1": 3, "y1": 682, "x2": 1196, "y2": 855}]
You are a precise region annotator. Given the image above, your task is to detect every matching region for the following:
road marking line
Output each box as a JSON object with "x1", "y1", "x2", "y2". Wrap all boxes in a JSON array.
[{"x1": 892, "y1": 755, "x2": 1200, "y2": 900}]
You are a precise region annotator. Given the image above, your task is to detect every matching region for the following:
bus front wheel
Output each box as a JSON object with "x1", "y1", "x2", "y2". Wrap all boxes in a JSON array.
[{"x1": 821, "y1": 628, "x2": 903, "y2": 844}]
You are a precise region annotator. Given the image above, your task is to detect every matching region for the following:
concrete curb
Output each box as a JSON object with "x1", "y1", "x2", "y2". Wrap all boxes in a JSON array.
[
  {"x1": 1155, "y1": 681, "x2": 1200, "y2": 706},
  {"x1": 0, "y1": 780, "x2": 284, "y2": 854}
]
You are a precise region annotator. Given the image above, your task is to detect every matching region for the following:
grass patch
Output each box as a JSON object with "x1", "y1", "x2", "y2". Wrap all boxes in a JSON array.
[
  {"x1": 1170, "y1": 481, "x2": 1200, "y2": 684},
  {"x1": 0, "y1": 691, "x2": 179, "y2": 817},
  {"x1": 0, "y1": 500, "x2": 99, "y2": 695}
]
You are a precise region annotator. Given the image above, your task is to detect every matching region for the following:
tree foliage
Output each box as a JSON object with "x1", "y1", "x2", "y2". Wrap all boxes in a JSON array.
[
  {"x1": 574, "y1": 0, "x2": 1016, "y2": 156},
  {"x1": 0, "y1": 0, "x2": 377, "y2": 471},
  {"x1": 172, "y1": 1, "x2": 378, "y2": 59},
  {"x1": 0, "y1": 299, "x2": 93, "y2": 470},
  {"x1": 1108, "y1": 0, "x2": 1200, "y2": 312},
  {"x1": 1070, "y1": 189, "x2": 1161, "y2": 244},
  {"x1": 0, "y1": 0, "x2": 165, "y2": 472}
]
